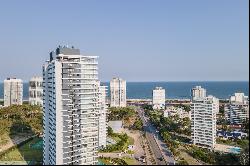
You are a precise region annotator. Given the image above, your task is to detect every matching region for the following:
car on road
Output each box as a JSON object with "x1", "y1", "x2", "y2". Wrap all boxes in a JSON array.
[{"x1": 158, "y1": 157, "x2": 164, "y2": 161}]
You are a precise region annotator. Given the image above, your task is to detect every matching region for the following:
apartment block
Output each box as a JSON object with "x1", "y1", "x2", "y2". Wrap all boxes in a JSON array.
[
  {"x1": 97, "y1": 82, "x2": 107, "y2": 149},
  {"x1": 191, "y1": 86, "x2": 206, "y2": 101},
  {"x1": 110, "y1": 77, "x2": 126, "y2": 107},
  {"x1": 191, "y1": 95, "x2": 218, "y2": 149},
  {"x1": 152, "y1": 87, "x2": 165, "y2": 109},
  {"x1": 43, "y1": 46, "x2": 99, "y2": 165},
  {"x1": 29, "y1": 76, "x2": 43, "y2": 106},
  {"x1": 225, "y1": 93, "x2": 249, "y2": 125},
  {"x1": 4, "y1": 78, "x2": 23, "y2": 107}
]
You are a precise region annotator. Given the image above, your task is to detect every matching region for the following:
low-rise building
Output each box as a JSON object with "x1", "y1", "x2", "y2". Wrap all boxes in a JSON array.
[
  {"x1": 164, "y1": 106, "x2": 190, "y2": 119},
  {"x1": 217, "y1": 130, "x2": 248, "y2": 140}
]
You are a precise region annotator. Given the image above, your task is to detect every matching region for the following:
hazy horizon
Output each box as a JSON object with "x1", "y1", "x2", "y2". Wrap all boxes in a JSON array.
[{"x1": 0, "y1": 0, "x2": 249, "y2": 82}]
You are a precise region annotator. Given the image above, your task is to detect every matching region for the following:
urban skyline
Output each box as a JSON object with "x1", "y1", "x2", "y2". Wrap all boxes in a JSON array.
[
  {"x1": 0, "y1": 0, "x2": 249, "y2": 82},
  {"x1": 0, "y1": 0, "x2": 249, "y2": 165}
]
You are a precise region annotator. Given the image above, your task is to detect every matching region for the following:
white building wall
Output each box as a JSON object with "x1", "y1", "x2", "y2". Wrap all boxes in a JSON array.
[
  {"x1": 4, "y1": 78, "x2": 23, "y2": 107},
  {"x1": 225, "y1": 104, "x2": 249, "y2": 124},
  {"x1": 29, "y1": 76, "x2": 43, "y2": 106},
  {"x1": 98, "y1": 83, "x2": 107, "y2": 148},
  {"x1": 43, "y1": 46, "x2": 99, "y2": 165},
  {"x1": 191, "y1": 86, "x2": 206, "y2": 101},
  {"x1": 225, "y1": 93, "x2": 249, "y2": 125},
  {"x1": 191, "y1": 95, "x2": 217, "y2": 149},
  {"x1": 110, "y1": 78, "x2": 126, "y2": 107},
  {"x1": 230, "y1": 93, "x2": 249, "y2": 105},
  {"x1": 152, "y1": 87, "x2": 165, "y2": 109}
]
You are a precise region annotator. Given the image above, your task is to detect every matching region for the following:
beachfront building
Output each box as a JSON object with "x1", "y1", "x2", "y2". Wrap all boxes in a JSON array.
[
  {"x1": 152, "y1": 87, "x2": 165, "y2": 109},
  {"x1": 110, "y1": 77, "x2": 126, "y2": 107},
  {"x1": 225, "y1": 93, "x2": 249, "y2": 125},
  {"x1": 29, "y1": 76, "x2": 43, "y2": 106},
  {"x1": 4, "y1": 78, "x2": 23, "y2": 107},
  {"x1": 191, "y1": 86, "x2": 206, "y2": 101},
  {"x1": 98, "y1": 82, "x2": 107, "y2": 149},
  {"x1": 43, "y1": 46, "x2": 99, "y2": 165},
  {"x1": 191, "y1": 94, "x2": 218, "y2": 149},
  {"x1": 230, "y1": 92, "x2": 249, "y2": 105},
  {"x1": 191, "y1": 86, "x2": 219, "y2": 114}
]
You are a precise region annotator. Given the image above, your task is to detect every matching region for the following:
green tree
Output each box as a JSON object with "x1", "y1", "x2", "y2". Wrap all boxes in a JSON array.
[{"x1": 240, "y1": 144, "x2": 249, "y2": 165}]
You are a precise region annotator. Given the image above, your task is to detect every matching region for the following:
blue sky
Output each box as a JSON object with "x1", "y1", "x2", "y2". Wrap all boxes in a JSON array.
[{"x1": 0, "y1": 0, "x2": 248, "y2": 82}]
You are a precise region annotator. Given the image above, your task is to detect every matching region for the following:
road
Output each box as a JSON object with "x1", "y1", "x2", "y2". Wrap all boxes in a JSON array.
[{"x1": 137, "y1": 108, "x2": 175, "y2": 165}]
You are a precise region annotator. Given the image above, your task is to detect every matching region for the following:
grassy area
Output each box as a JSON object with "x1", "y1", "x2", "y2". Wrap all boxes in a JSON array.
[
  {"x1": 122, "y1": 157, "x2": 137, "y2": 165},
  {"x1": 127, "y1": 150, "x2": 135, "y2": 154},
  {"x1": 177, "y1": 145, "x2": 202, "y2": 165},
  {"x1": 0, "y1": 134, "x2": 9, "y2": 146},
  {"x1": 98, "y1": 157, "x2": 128, "y2": 165},
  {"x1": 216, "y1": 138, "x2": 249, "y2": 148},
  {"x1": 0, "y1": 137, "x2": 42, "y2": 164},
  {"x1": 128, "y1": 136, "x2": 134, "y2": 145},
  {"x1": 112, "y1": 136, "x2": 121, "y2": 143},
  {"x1": 98, "y1": 157, "x2": 136, "y2": 165}
]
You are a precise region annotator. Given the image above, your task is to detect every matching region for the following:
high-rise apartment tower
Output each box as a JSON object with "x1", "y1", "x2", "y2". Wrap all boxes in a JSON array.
[
  {"x1": 4, "y1": 78, "x2": 23, "y2": 107},
  {"x1": 29, "y1": 76, "x2": 43, "y2": 106},
  {"x1": 110, "y1": 77, "x2": 126, "y2": 107},
  {"x1": 43, "y1": 46, "x2": 99, "y2": 165}
]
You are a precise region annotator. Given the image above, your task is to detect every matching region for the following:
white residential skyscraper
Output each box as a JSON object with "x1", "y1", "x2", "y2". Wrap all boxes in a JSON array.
[
  {"x1": 97, "y1": 82, "x2": 107, "y2": 149},
  {"x1": 110, "y1": 77, "x2": 126, "y2": 107},
  {"x1": 191, "y1": 93, "x2": 218, "y2": 149},
  {"x1": 191, "y1": 86, "x2": 206, "y2": 101},
  {"x1": 4, "y1": 78, "x2": 23, "y2": 107},
  {"x1": 152, "y1": 87, "x2": 165, "y2": 109},
  {"x1": 43, "y1": 46, "x2": 99, "y2": 165},
  {"x1": 29, "y1": 76, "x2": 43, "y2": 106}
]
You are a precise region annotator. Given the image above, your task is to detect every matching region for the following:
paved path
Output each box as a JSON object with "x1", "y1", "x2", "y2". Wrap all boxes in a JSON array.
[
  {"x1": 98, "y1": 152, "x2": 134, "y2": 158},
  {"x1": 124, "y1": 129, "x2": 145, "y2": 159},
  {"x1": 100, "y1": 129, "x2": 146, "y2": 165}
]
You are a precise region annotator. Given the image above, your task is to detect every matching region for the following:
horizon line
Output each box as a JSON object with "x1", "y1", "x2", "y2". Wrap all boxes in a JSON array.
[{"x1": 0, "y1": 80, "x2": 249, "y2": 83}]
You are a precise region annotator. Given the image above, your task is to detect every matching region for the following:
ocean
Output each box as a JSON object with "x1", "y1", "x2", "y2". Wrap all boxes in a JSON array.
[{"x1": 0, "y1": 81, "x2": 248, "y2": 100}]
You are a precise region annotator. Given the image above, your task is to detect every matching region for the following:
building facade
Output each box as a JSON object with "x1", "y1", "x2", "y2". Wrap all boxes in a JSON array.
[
  {"x1": 4, "y1": 78, "x2": 23, "y2": 107},
  {"x1": 191, "y1": 95, "x2": 218, "y2": 149},
  {"x1": 191, "y1": 86, "x2": 206, "y2": 101},
  {"x1": 225, "y1": 93, "x2": 249, "y2": 125},
  {"x1": 29, "y1": 76, "x2": 43, "y2": 106},
  {"x1": 191, "y1": 86, "x2": 219, "y2": 114},
  {"x1": 98, "y1": 82, "x2": 107, "y2": 149},
  {"x1": 152, "y1": 87, "x2": 165, "y2": 109},
  {"x1": 110, "y1": 78, "x2": 126, "y2": 107},
  {"x1": 43, "y1": 46, "x2": 99, "y2": 165},
  {"x1": 230, "y1": 92, "x2": 249, "y2": 105}
]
